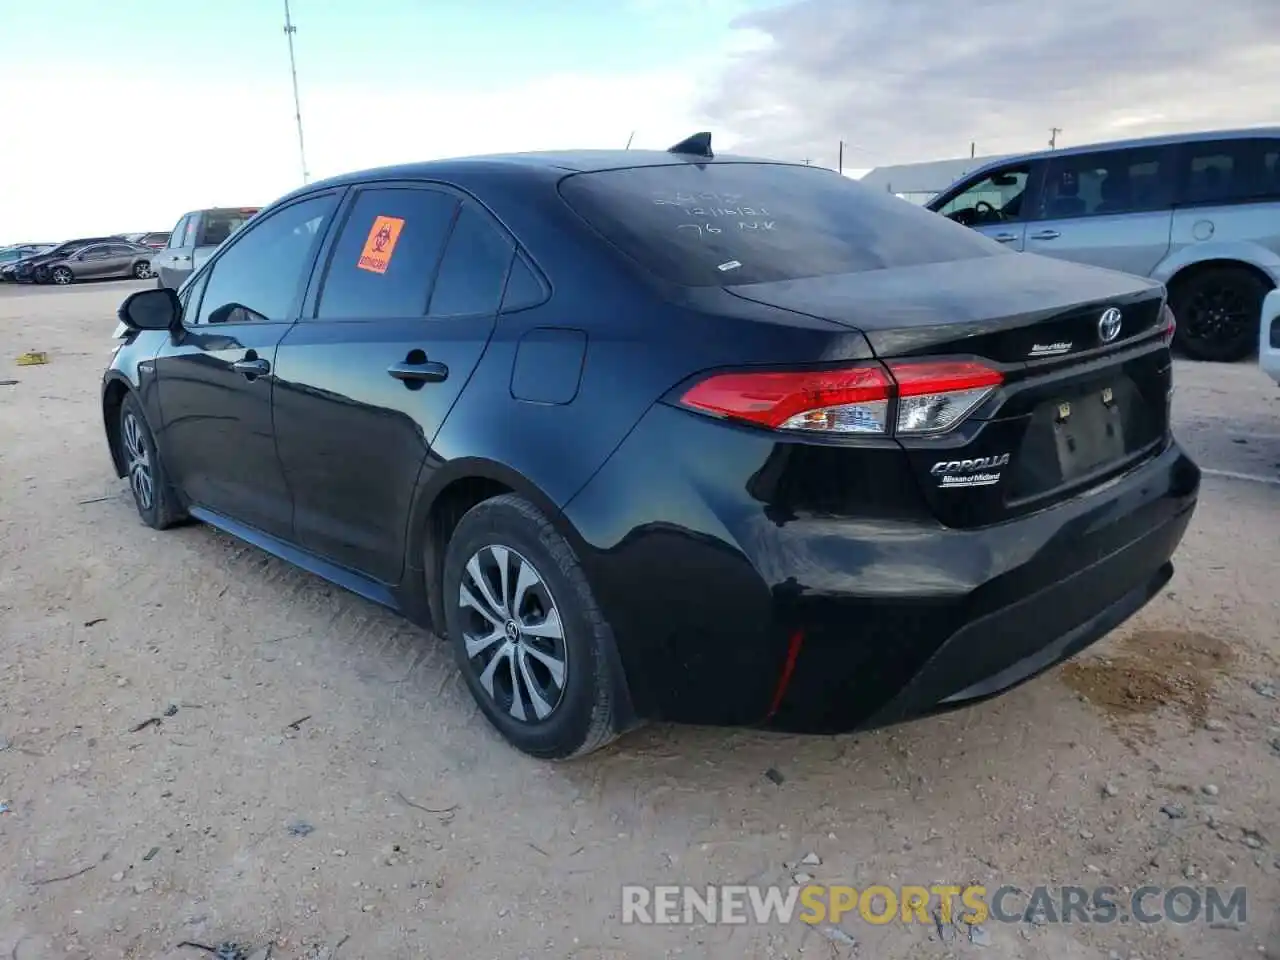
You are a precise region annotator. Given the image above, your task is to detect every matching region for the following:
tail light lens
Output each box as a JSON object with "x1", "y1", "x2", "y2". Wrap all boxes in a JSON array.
[
  {"x1": 887, "y1": 360, "x2": 1003, "y2": 435},
  {"x1": 678, "y1": 366, "x2": 892, "y2": 434},
  {"x1": 679, "y1": 359, "x2": 1002, "y2": 437},
  {"x1": 1158, "y1": 302, "x2": 1176, "y2": 346}
]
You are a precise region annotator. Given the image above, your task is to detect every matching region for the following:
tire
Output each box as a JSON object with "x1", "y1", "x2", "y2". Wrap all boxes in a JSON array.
[
  {"x1": 133, "y1": 261, "x2": 153, "y2": 280},
  {"x1": 119, "y1": 393, "x2": 186, "y2": 530},
  {"x1": 442, "y1": 494, "x2": 621, "y2": 760},
  {"x1": 49, "y1": 265, "x2": 74, "y2": 285},
  {"x1": 1171, "y1": 266, "x2": 1268, "y2": 362}
]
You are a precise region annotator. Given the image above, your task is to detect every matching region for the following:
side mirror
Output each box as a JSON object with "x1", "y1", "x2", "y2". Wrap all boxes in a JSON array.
[{"x1": 119, "y1": 287, "x2": 180, "y2": 332}]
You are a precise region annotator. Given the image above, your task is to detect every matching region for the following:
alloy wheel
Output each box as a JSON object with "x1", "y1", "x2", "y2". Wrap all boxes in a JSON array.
[
  {"x1": 458, "y1": 544, "x2": 568, "y2": 722},
  {"x1": 51, "y1": 267, "x2": 72, "y2": 285},
  {"x1": 122, "y1": 412, "x2": 154, "y2": 511},
  {"x1": 1184, "y1": 283, "x2": 1251, "y2": 347},
  {"x1": 134, "y1": 262, "x2": 153, "y2": 279}
]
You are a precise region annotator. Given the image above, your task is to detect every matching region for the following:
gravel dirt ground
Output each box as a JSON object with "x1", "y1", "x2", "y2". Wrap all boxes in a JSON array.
[{"x1": 1, "y1": 280, "x2": 1278, "y2": 960}]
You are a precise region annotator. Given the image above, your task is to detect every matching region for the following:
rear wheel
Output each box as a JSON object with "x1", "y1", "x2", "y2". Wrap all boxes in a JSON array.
[
  {"x1": 1171, "y1": 266, "x2": 1268, "y2": 362},
  {"x1": 442, "y1": 494, "x2": 621, "y2": 759},
  {"x1": 132, "y1": 260, "x2": 153, "y2": 279},
  {"x1": 49, "y1": 266, "x2": 73, "y2": 285},
  {"x1": 119, "y1": 393, "x2": 186, "y2": 529}
]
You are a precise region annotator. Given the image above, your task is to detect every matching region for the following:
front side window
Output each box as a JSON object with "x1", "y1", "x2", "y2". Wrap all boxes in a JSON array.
[
  {"x1": 78, "y1": 245, "x2": 108, "y2": 259},
  {"x1": 168, "y1": 217, "x2": 189, "y2": 249},
  {"x1": 1038, "y1": 148, "x2": 1168, "y2": 219},
  {"x1": 316, "y1": 187, "x2": 459, "y2": 320},
  {"x1": 559, "y1": 162, "x2": 1005, "y2": 287},
  {"x1": 934, "y1": 165, "x2": 1032, "y2": 226},
  {"x1": 193, "y1": 193, "x2": 337, "y2": 325}
]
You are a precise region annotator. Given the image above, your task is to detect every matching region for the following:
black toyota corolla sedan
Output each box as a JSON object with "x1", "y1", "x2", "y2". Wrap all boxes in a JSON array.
[{"x1": 101, "y1": 134, "x2": 1200, "y2": 759}]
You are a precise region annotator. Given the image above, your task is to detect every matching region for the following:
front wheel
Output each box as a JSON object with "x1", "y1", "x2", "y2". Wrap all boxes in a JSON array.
[
  {"x1": 1171, "y1": 266, "x2": 1268, "y2": 362},
  {"x1": 442, "y1": 494, "x2": 623, "y2": 760},
  {"x1": 133, "y1": 261, "x2": 153, "y2": 279}
]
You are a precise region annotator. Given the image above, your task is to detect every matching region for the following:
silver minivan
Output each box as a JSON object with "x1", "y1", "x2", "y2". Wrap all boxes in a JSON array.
[{"x1": 927, "y1": 128, "x2": 1280, "y2": 362}]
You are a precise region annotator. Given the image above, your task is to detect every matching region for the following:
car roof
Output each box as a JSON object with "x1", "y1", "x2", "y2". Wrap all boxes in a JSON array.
[
  {"x1": 961, "y1": 126, "x2": 1280, "y2": 181},
  {"x1": 300, "y1": 148, "x2": 799, "y2": 192}
]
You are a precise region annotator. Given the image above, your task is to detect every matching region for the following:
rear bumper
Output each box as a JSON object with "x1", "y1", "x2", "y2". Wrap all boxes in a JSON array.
[
  {"x1": 1261, "y1": 289, "x2": 1280, "y2": 386},
  {"x1": 789, "y1": 495, "x2": 1188, "y2": 733},
  {"x1": 564, "y1": 403, "x2": 1200, "y2": 732}
]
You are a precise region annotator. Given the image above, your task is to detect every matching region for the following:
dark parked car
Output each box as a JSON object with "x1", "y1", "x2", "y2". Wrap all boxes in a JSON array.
[
  {"x1": 0, "y1": 244, "x2": 54, "y2": 279},
  {"x1": 101, "y1": 136, "x2": 1200, "y2": 759},
  {"x1": 13, "y1": 237, "x2": 118, "y2": 283},
  {"x1": 40, "y1": 241, "x2": 156, "y2": 285},
  {"x1": 118, "y1": 232, "x2": 171, "y2": 249}
]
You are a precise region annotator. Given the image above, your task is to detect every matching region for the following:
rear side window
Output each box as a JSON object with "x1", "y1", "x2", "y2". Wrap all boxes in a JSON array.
[
  {"x1": 501, "y1": 254, "x2": 546, "y2": 312},
  {"x1": 557, "y1": 162, "x2": 1003, "y2": 287},
  {"x1": 1037, "y1": 148, "x2": 1169, "y2": 219},
  {"x1": 316, "y1": 187, "x2": 459, "y2": 320},
  {"x1": 428, "y1": 203, "x2": 514, "y2": 317},
  {"x1": 1176, "y1": 138, "x2": 1280, "y2": 205},
  {"x1": 199, "y1": 210, "x2": 254, "y2": 247}
]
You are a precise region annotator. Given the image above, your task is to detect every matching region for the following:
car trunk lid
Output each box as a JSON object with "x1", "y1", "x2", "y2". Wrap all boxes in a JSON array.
[{"x1": 726, "y1": 255, "x2": 1173, "y2": 528}]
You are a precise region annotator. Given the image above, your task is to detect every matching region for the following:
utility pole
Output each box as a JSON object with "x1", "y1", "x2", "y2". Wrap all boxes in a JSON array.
[
  {"x1": 838, "y1": 140, "x2": 844, "y2": 175},
  {"x1": 970, "y1": 141, "x2": 976, "y2": 159},
  {"x1": 283, "y1": 0, "x2": 310, "y2": 184},
  {"x1": 625, "y1": 131, "x2": 635, "y2": 150},
  {"x1": 1049, "y1": 127, "x2": 1062, "y2": 150}
]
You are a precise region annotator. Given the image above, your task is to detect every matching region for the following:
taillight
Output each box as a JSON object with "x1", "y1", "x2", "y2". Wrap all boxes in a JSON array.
[
  {"x1": 1158, "y1": 302, "x2": 1176, "y2": 346},
  {"x1": 678, "y1": 359, "x2": 1003, "y2": 437},
  {"x1": 679, "y1": 366, "x2": 892, "y2": 433}
]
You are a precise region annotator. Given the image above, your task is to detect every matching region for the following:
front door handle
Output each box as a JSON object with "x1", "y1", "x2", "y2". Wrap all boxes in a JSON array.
[
  {"x1": 992, "y1": 232, "x2": 1018, "y2": 243},
  {"x1": 231, "y1": 356, "x2": 270, "y2": 379},
  {"x1": 1029, "y1": 229, "x2": 1061, "y2": 241},
  {"x1": 388, "y1": 359, "x2": 449, "y2": 384}
]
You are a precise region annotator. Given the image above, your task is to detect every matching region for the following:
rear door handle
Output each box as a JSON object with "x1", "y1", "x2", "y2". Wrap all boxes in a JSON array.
[
  {"x1": 388, "y1": 359, "x2": 449, "y2": 384},
  {"x1": 1029, "y1": 230, "x2": 1061, "y2": 240},
  {"x1": 231, "y1": 357, "x2": 270, "y2": 378},
  {"x1": 992, "y1": 233, "x2": 1018, "y2": 243}
]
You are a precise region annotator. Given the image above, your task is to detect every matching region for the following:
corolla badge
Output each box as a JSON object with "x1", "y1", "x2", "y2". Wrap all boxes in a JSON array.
[
  {"x1": 930, "y1": 453, "x2": 1010, "y2": 489},
  {"x1": 1097, "y1": 307, "x2": 1122, "y2": 343}
]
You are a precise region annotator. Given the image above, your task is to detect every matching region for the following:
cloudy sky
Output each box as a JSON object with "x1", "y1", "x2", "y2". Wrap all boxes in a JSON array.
[
  {"x1": 706, "y1": 0, "x2": 1280, "y2": 170},
  {"x1": 1, "y1": 0, "x2": 1276, "y2": 240}
]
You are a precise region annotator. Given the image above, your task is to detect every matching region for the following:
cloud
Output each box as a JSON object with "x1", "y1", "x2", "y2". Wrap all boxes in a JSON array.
[{"x1": 702, "y1": 0, "x2": 1280, "y2": 170}]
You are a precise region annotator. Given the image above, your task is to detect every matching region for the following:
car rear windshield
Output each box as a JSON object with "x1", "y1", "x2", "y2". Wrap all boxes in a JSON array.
[
  {"x1": 557, "y1": 161, "x2": 1005, "y2": 287},
  {"x1": 201, "y1": 209, "x2": 258, "y2": 246}
]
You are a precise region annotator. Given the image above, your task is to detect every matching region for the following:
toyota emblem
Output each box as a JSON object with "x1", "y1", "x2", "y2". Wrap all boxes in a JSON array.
[{"x1": 1097, "y1": 307, "x2": 1122, "y2": 343}]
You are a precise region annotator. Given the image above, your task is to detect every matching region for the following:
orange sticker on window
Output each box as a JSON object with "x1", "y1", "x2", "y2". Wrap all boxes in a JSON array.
[{"x1": 357, "y1": 215, "x2": 405, "y2": 274}]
